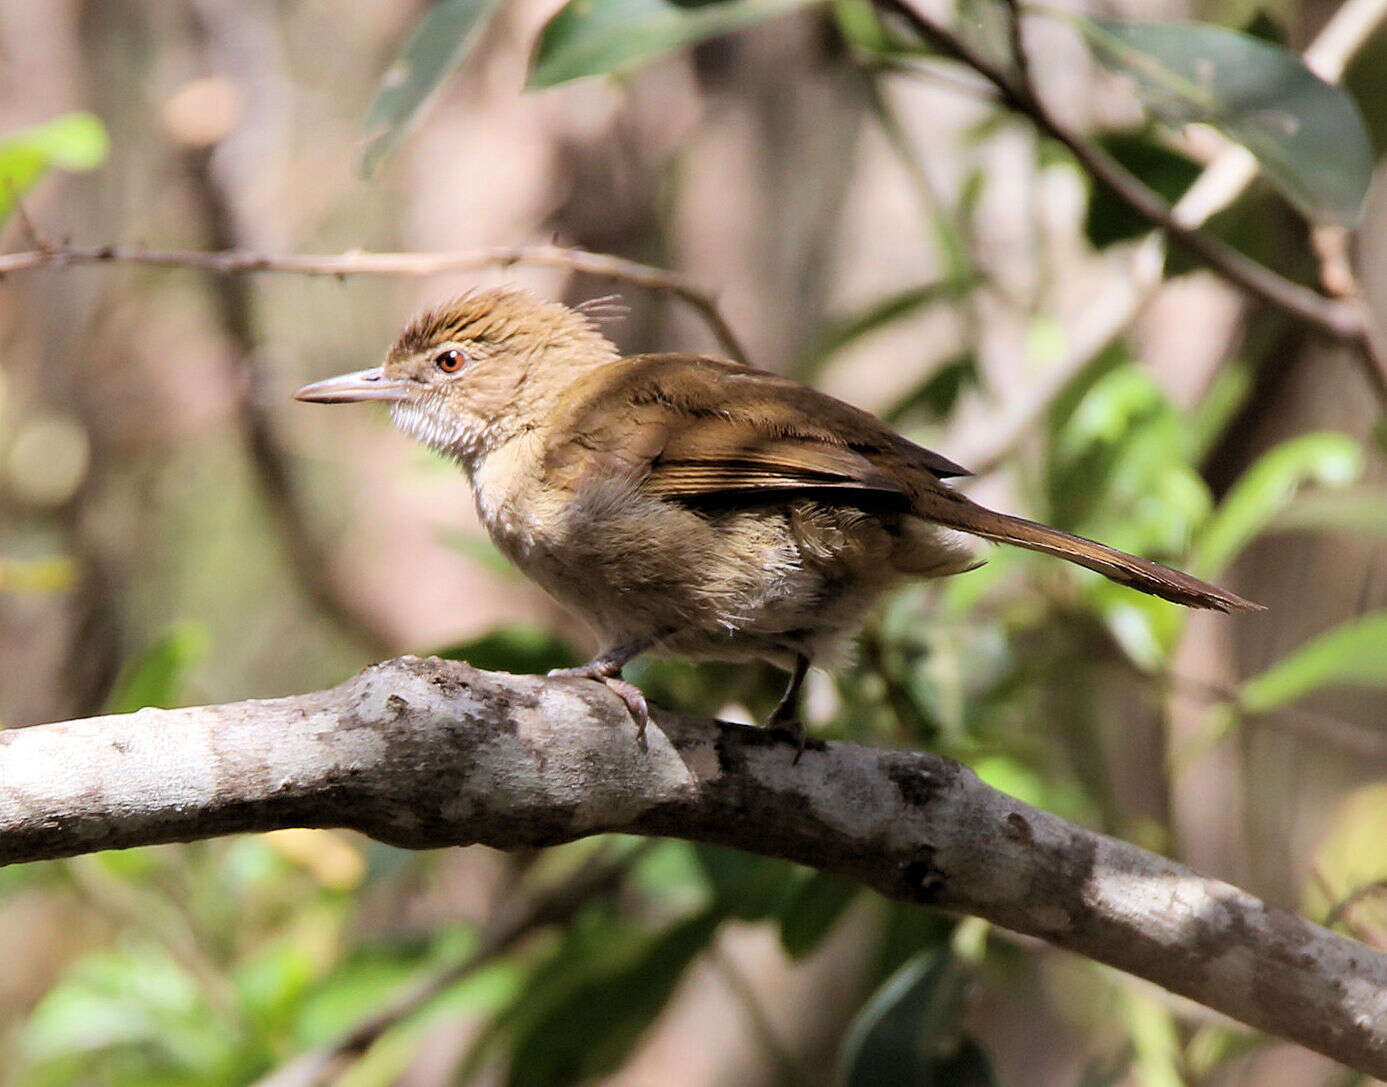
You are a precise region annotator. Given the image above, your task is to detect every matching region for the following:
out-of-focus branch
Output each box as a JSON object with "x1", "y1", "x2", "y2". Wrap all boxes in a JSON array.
[
  {"x1": 180, "y1": 149, "x2": 396, "y2": 658},
  {"x1": 253, "y1": 840, "x2": 652, "y2": 1087},
  {"x1": 879, "y1": 0, "x2": 1364, "y2": 342},
  {"x1": 881, "y1": 0, "x2": 1387, "y2": 471},
  {"x1": 3, "y1": 656, "x2": 1387, "y2": 1077},
  {"x1": 1312, "y1": 225, "x2": 1387, "y2": 401},
  {"x1": 0, "y1": 242, "x2": 749, "y2": 364}
]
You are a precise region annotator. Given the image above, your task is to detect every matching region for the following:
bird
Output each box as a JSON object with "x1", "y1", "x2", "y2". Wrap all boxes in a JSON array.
[{"x1": 296, "y1": 286, "x2": 1260, "y2": 755}]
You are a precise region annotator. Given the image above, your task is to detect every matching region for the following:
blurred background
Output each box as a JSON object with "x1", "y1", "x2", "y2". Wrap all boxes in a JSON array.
[{"x1": 2, "y1": 0, "x2": 1387, "y2": 1083}]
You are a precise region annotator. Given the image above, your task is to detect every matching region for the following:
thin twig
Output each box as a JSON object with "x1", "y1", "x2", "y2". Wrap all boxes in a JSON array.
[
  {"x1": 931, "y1": 0, "x2": 1387, "y2": 472},
  {"x1": 0, "y1": 242, "x2": 749, "y2": 364},
  {"x1": 182, "y1": 150, "x2": 396, "y2": 657},
  {"x1": 1312, "y1": 225, "x2": 1387, "y2": 402},
  {"x1": 252, "y1": 840, "x2": 654, "y2": 1087},
  {"x1": 877, "y1": 0, "x2": 1364, "y2": 343},
  {"x1": 1324, "y1": 877, "x2": 1387, "y2": 930}
]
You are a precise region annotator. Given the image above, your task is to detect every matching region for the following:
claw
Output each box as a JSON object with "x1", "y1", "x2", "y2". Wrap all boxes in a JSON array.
[
  {"x1": 768, "y1": 716, "x2": 808, "y2": 764},
  {"x1": 549, "y1": 663, "x2": 650, "y2": 746}
]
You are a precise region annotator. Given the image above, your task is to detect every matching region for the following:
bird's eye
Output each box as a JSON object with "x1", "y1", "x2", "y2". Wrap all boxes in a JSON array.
[{"x1": 434, "y1": 349, "x2": 464, "y2": 373}]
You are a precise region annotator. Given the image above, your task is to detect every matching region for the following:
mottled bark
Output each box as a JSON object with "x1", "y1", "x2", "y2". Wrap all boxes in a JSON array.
[{"x1": 1, "y1": 656, "x2": 1384, "y2": 1076}]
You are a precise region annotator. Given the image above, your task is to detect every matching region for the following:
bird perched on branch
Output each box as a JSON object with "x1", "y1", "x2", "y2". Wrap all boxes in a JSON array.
[{"x1": 296, "y1": 287, "x2": 1259, "y2": 755}]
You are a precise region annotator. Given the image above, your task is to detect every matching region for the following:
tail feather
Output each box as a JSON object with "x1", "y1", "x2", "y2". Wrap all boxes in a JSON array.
[{"x1": 919, "y1": 497, "x2": 1263, "y2": 612}]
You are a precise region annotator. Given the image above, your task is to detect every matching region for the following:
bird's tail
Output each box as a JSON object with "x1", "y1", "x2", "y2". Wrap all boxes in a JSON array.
[{"x1": 916, "y1": 495, "x2": 1263, "y2": 612}]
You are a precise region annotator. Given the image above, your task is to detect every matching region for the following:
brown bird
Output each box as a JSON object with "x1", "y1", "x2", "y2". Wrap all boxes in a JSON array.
[{"x1": 296, "y1": 287, "x2": 1259, "y2": 753}]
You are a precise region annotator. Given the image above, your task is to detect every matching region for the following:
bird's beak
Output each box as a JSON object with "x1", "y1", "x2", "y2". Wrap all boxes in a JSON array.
[{"x1": 294, "y1": 367, "x2": 411, "y2": 404}]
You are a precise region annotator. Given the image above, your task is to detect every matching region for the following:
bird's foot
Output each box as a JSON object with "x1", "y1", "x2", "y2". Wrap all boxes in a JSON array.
[
  {"x1": 767, "y1": 713, "x2": 808, "y2": 765},
  {"x1": 548, "y1": 663, "x2": 651, "y2": 747}
]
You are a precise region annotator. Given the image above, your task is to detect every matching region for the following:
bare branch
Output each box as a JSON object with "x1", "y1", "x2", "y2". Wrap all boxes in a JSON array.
[
  {"x1": 0, "y1": 242, "x2": 749, "y2": 364},
  {"x1": 930, "y1": 0, "x2": 1387, "y2": 471},
  {"x1": 2, "y1": 657, "x2": 1386, "y2": 1077},
  {"x1": 1312, "y1": 224, "x2": 1387, "y2": 402},
  {"x1": 878, "y1": 0, "x2": 1364, "y2": 343}
]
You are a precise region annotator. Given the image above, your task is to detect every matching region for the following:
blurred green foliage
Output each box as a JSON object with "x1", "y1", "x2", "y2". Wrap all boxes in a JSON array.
[
  {"x1": 0, "y1": 112, "x2": 107, "y2": 226},
  {"x1": 8, "y1": 0, "x2": 1387, "y2": 1084}
]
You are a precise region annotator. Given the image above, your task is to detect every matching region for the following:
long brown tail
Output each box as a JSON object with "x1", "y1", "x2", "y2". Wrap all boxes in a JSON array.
[{"x1": 917, "y1": 494, "x2": 1263, "y2": 612}]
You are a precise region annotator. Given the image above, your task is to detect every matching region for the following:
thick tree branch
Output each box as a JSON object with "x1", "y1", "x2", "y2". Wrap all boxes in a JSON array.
[
  {"x1": 0, "y1": 242, "x2": 748, "y2": 364},
  {"x1": 2, "y1": 657, "x2": 1385, "y2": 1076}
]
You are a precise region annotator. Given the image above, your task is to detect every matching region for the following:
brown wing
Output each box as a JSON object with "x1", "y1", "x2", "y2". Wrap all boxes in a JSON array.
[
  {"x1": 547, "y1": 354, "x2": 936, "y2": 508},
  {"x1": 644, "y1": 419, "x2": 911, "y2": 507}
]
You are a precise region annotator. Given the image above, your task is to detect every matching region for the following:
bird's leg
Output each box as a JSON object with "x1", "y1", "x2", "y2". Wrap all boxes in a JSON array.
[
  {"x1": 767, "y1": 652, "x2": 811, "y2": 763},
  {"x1": 549, "y1": 640, "x2": 653, "y2": 745}
]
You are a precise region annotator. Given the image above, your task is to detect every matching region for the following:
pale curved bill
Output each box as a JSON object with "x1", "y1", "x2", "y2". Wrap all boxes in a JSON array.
[{"x1": 294, "y1": 367, "x2": 411, "y2": 403}]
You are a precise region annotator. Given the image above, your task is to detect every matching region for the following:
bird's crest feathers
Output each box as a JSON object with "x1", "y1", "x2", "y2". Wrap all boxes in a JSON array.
[{"x1": 390, "y1": 286, "x2": 617, "y2": 362}]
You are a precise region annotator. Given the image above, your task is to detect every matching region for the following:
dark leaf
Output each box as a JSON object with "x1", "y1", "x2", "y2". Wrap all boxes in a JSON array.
[
  {"x1": 529, "y1": 0, "x2": 817, "y2": 88},
  {"x1": 836, "y1": 950, "x2": 994, "y2": 1087},
  {"x1": 800, "y1": 277, "x2": 976, "y2": 380},
  {"x1": 778, "y1": 871, "x2": 859, "y2": 959},
  {"x1": 504, "y1": 909, "x2": 722, "y2": 1086},
  {"x1": 360, "y1": 0, "x2": 503, "y2": 177},
  {"x1": 1074, "y1": 17, "x2": 1373, "y2": 224},
  {"x1": 883, "y1": 355, "x2": 978, "y2": 424},
  {"x1": 434, "y1": 626, "x2": 582, "y2": 674},
  {"x1": 694, "y1": 844, "x2": 799, "y2": 921},
  {"x1": 1083, "y1": 129, "x2": 1202, "y2": 249}
]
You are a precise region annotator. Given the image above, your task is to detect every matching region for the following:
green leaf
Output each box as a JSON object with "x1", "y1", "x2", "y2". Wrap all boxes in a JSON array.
[
  {"x1": 434, "y1": 625, "x2": 582, "y2": 674},
  {"x1": 360, "y1": 0, "x2": 503, "y2": 177},
  {"x1": 1239, "y1": 609, "x2": 1387, "y2": 714},
  {"x1": 503, "y1": 909, "x2": 722, "y2": 1086},
  {"x1": 694, "y1": 844, "x2": 799, "y2": 921},
  {"x1": 1188, "y1": 432, "x2": 1361, "y2": 580},
  {"x1": 835, "y1": 951, "x2": 993, "y2": 1087},
  {"x1": 529, "y1": 0, "x2": 815, "y2": 88},
  {"x1": 1073, "y1": 18, "x2": 1373, "y2": 225},
  {"x1": 1186, "y1": 360, "x2": 1252, "y2": 462},
  {"x1": 0, "y1": 112, "x2": 108, "y2": 225},
  {"x1": 1269, "y1": 488, "x2": 1387, "y2": 538},
  {"x1": 1083, "y1": 129, "x2": 1202, "y2": 249},
  {"x1": 882, "y1": 356, "x2": 978, "y2": 425},
  {"x1": 778, "y1": 871, "x2": 859, "y2": 959},
  {"x1": 799, "y1": 277, "x2": 977, "y2": 380},
  {"x1": 104, "y1": 622, "x2": 208, "y2": 715}
]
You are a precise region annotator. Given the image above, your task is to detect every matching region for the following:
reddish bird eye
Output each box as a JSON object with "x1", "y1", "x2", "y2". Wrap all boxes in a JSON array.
[{"x1": 435, "y1": 349, "x2": 464, "y2": 373}]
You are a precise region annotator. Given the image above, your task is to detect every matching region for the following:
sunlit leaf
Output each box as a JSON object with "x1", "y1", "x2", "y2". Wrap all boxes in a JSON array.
[
  {"x1": 0, "y1": 554, "x2": 77, "y2": 594},
  {"x1": 18, "y1": 944, "x2": 242, "y2": 1080},
  {"x1": 1120, "y1": 986, "x2": 1183, "y2": 1087},
  {"x1": 529, "y1": 0, "x2": 815, "y2": 88},
  {"x1": 1239, "y1": 609, "x2": 1387, "y2": 714},
  {"x1": 1269, "y1": 488, "x2": 1387, "y2": 538},
  {"x1": 1073, "y1": 18, "x2": 1372, "y2": 224},
  {"x1": 104, "y1": 622, "x2": 209, "y2": 715},
  {"x1": 1188, "y1": 431, "x2": 1361, "y2": 580},
  {"x1": 0, "y1": 112, "x2": 108, "y2": 224},
  {"x1": 360, "y1": 0, "x2": 503, "y2": 177},
  {"x1": 1307, "y1": 782, "x2": 1387, "y2": 931},
  {"x1": 1186, "y1": 361, "x2": 1252, "y2": 462}
]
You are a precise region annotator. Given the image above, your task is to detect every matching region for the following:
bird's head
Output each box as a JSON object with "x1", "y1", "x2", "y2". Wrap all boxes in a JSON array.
[{"x1": 295, "y1": 287, "x2": 619, "y2": 463}]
